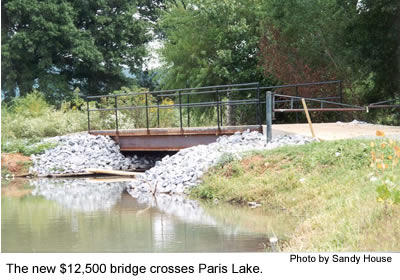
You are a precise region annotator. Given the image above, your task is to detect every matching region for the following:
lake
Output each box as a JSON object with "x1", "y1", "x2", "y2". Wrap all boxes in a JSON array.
[{"x1": 1, "y1": 178, "x2": 292, "y2": 252}]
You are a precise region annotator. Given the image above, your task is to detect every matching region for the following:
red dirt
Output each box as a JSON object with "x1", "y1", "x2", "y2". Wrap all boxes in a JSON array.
[{"x1": 1, "y1": 153, "x2": 32, "y2": 176}]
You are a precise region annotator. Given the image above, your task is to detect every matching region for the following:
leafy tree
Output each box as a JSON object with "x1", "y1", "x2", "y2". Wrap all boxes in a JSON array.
[
  {"x1": 260, "y1": 0, "x2": 399, "y2": 101},
  {"x1": 339, "y1": 0, "x2": 400, "y2": 102},
  {"x1": 259, "y1": 0, "x2": 350, "y2": 88},
  {"x1": 158, "y1": 0, "x2": 270, "y2": 125},
  {"x1": 159, "y1": 0, "x2": 267, "y2": 89},
  {"x1": 1, "y1": 0, "x2": 156, "y2": 102}
]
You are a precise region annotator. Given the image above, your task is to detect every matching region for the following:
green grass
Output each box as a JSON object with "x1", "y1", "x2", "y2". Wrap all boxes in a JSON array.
[
  {"x1": 191, "y1": 139, "x2": 400, "y2": 251},
  {"x1": 1, "y1": 138, "x2": 58, "y2": 156}
]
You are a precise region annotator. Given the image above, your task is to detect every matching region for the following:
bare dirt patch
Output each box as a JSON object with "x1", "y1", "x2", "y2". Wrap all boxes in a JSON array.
[
  {"x1": 272, "y1": 122, "x2": 400, "y2": 140},
  {"x1": 1, "y1": 153, "x2": 32, "y2": 176},
  {"x1": 241, "y1": 154, "x2": 291, "y2": 174}
]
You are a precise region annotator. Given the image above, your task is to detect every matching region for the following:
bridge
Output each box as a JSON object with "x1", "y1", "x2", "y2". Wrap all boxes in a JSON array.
[{"x1": 86, "y1": 81, "x2": 398, "y2": 151}]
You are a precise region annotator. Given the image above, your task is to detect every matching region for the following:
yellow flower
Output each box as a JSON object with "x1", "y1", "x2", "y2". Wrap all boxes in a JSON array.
[
  {"x1": 370, "y1": 141, "x2": 375, "y2": 148},
  {"x1": 376, "y1": 130, "x2": 385, "y2": 137}
]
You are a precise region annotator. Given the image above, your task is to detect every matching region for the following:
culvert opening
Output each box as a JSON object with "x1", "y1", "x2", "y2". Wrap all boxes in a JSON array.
[{"x1": 120, "y1": 151, "x2": 177, "y2": 171}]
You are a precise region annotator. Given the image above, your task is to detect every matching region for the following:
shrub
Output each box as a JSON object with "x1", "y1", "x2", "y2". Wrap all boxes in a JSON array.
[
  {"x1": 370, "y1": 130, "x2": 400, "y2": 204},
  {"x1": 1, "y1": 90, "x2": 88, "y2": 141},
  {"x1": 1, "y1": 138, "x2": 57, "y2": 156},
  {"x1": 11, "y1": 90, "x2": 51, "y2": 118}
]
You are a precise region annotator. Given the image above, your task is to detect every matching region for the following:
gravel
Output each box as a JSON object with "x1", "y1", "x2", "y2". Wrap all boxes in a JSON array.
[
  {"x1": 129, "y1": 130, "x2": 313, "y2": 195},
  {"x1": 29, "y1": 133, "x2": 159, "y2": 176},
  {"x1": 29, "y1": 130, "x2": 313, "y2": 195}
]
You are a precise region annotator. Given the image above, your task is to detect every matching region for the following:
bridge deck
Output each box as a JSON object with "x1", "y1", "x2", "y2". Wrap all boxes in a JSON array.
[{"x1": 90, "y1": 125, "x2": 262, "y2": 151}]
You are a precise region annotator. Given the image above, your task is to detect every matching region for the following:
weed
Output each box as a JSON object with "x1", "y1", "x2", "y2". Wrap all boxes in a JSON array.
[
  {"x1": 1, "y1": 139, "x2": 57, "y2": 156},
  {"x1": 215, "y1": 152, "x2": 237, "y2": 168},
  {"x1": 370, "y1": 130, "x2": 400, "y2": 205}
]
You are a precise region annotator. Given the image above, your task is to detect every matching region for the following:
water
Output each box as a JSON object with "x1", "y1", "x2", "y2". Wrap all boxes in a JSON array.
[{"x1": 2, "y1": 178, "x2": 291, "y2": 253}]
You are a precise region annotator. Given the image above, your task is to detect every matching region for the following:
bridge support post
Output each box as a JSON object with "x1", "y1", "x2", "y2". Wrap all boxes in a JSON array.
[{"x1": 266, "y1": 91, "x2": 273, "y2": 143}]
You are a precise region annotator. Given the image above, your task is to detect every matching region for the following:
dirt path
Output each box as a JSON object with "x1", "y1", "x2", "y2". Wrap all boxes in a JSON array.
[{"x1": 271, "y1": 122, "x2": 400, "y2": 140}]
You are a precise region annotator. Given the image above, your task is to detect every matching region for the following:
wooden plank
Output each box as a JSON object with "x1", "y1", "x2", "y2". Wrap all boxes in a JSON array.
[
  {"x1": 46, "y1": 172, "x2": 93, "y2": 177},
  {"x1": 87, "y1": 177, "x2": 137, "y2": 183},
  {"x1": 86, "y1": 168, "x2": 141, "y2": 177},
  {"x1": 301, "y1": 98, "x2": 320, "y2": 142}
]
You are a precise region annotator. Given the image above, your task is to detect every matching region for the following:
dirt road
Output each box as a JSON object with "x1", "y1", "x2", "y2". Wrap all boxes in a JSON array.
[{"x1": 271, "y1": 122, "x2": 400, "y2": 140}]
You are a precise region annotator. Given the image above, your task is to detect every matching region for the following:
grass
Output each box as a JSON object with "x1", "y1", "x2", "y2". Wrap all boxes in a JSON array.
[
  {"x1": 1, "y1": 138, "x2": 58, "y2": 156},
  {"x1": 191, "y1": 139, "x2": 400, "y2": 251}
]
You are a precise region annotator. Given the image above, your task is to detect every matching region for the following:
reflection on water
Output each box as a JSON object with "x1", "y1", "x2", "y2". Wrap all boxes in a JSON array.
[
  {"x1": 30, "y1": 179, "x2": 126, "y2": 212},
  {"x1": 128, "y1": 189, "x2": 218, "y2": 227},
  {"x1": 2, "y1": 178, "x2": 273, "y2": 253}
]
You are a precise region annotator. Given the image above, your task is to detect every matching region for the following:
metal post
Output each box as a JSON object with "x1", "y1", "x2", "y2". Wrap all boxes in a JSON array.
[
  {"x1": 339, "y1": 80, "x2": 343, "y2": 121},
  {"x1": 266, "y1": 91, "x2": 272, "y2": 143},
  {"x1": 272, "y1": 93, "x2": 276, "y2": 120},
  {"x1": 114, "y1": 95, "x2": 119, "y2": 133},
  {"x1": 178, "y1": 91, "x2": 183, "y2": 130},
  {"x1": 257, "y1": 82, "x2": 261, "y2": 127},
  {"x1": 187, "y1": 94, "x2": 190, "y2": 127},
  {"x1": 157, "y1": 98, "x2": 160, "y2": 128},
  {"x1": 220, "y1": 94, "x2": 223, "y2": 126},
  {"x1": 216, "y1": 89, "x2": 220, "y2": 130},
  {"x1": 87, "y1": 98, "x2": 91, "y2": 132},
  {"x1": 295, "y1": 86, "x2": 299, "y2": 123},
  {"x1": 145, "y1": 92, "x2": 149, "y2": 130}
]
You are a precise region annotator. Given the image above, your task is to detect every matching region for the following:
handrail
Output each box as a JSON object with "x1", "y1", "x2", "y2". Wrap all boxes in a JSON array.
[{"x1": 86, "y1": 80, "x2": 343, "y2": 132}]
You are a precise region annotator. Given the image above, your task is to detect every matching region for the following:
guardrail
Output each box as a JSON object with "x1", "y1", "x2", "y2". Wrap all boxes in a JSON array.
[{"x1": 85, "y1": 81, "x2": 344, "y2": 133}]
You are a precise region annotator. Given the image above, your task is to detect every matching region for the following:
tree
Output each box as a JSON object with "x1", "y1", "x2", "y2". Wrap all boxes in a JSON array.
[
  {"x1": 158, "y1": 0, "x2": 270, "y2": 125},
  {"x1": 259, "y1": 0, "x2": 349, "y2": 85},
  {"x1": 159, "y1": 0, "x2": 267, "y2": 89},
  {"x1": 259, "y1": 0, "x2": 400, "y2": 104},
  {"x1": 1, "y1": 0, "x2": 156, "y2": 102},
  {"x1": 339, "y1": 0, "x2": 400, "y2": 102}
]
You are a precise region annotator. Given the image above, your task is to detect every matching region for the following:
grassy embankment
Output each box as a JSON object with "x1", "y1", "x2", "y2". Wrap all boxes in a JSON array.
[{"x1": 191, "y1": 138, "x2": 400, "y2": 251}]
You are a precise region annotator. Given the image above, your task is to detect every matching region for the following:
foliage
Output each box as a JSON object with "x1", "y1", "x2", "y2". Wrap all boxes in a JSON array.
[
  {"x1": 370, "y1": 131, "x2": 400, "y2": 204},
  {"x1": 158, "y1": 0, "x2": 270, "y2": 124},
  {"x1": 10, "y1": 90, "x2": 51, "y2": 118},
  {"x1": 1, "y1": 86, "x2": 180, "y2": 144},
  {"x1": 89, "y1": 86, "x2": 179, "y2": 130},
  {"x1": 1, "y1": 138, "x2": 58, "y2": 156},
  {"x1": 1, "y1": 91, "x2": 87, "y2": 140},
  {"x1": 259, "y1": 0, "x2": 341, "y2": 86},
  {"x1": 339, "y1": 0, "x2": 400, "y2": 103},
  {"x1": 260, "y1": 0, "x2": 399, "y2": 104},
  {"x1": 215, "y1": 152, "x2": 237, "y2": 169},
  {"x1": 1, "y1": 0, "x2": 156, "y2": 101},
  {"x1": 159, "y1": 0, "x2": 267, "y2": 88}
]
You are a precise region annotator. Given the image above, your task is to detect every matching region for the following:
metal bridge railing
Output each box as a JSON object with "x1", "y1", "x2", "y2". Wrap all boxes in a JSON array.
[{"x1": 85, "y1": 80, "x2": 346, "y2": 134}]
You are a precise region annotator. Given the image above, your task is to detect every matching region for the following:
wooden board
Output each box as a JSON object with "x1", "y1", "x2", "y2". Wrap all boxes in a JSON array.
[
  {"x1": 86, "y1": 168, "x2": 141, "y2": 177},
  {"x1": 87, "y1": 177, "x2": 137, "y2": 183}
]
